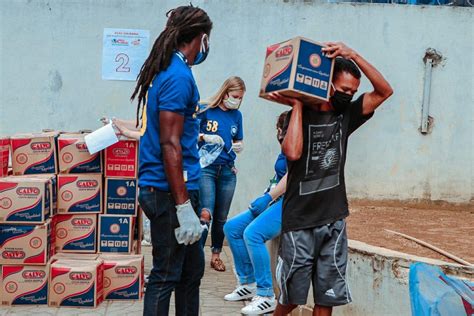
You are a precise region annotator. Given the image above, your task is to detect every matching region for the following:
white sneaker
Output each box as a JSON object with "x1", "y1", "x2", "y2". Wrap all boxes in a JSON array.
[
  {"x1": 224, "y1": 283, "x2": 256, "y2": 301},
  {"x1": 241, "y1": 295, "x2": 276, "y2": 315}
]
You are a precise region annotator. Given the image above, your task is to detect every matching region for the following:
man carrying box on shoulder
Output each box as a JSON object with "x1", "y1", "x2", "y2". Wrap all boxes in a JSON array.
[{"x1": 269, "y1": 42, "x2": 393, "y2": 316}]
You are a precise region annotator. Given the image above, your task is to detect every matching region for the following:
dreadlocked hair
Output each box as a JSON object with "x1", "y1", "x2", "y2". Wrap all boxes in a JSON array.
[{"x1": 131, "y1": 5, "x2": 212, "y2": 127}]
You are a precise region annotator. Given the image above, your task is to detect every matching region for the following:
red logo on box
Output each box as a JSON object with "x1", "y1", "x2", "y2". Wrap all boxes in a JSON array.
[
  {"x1": 275, "y1": 45, "x2": 293, "y2": 58},
  {"x1": 75, "y1": 143, "x2": 88, "y2": 150},
  {"x1": 30, "y1": 237, "x2": 43, "y2": 249},
  {"x1": 62, "y1": 152, "x2": 73, "y2": 163},
  {"x1": 57, "y1": 228, "x2": 67, "y2": 239},
  {"x1": 115, "y1": 266, "x2": 137, "y2": 275},
  {"x1": 309, "y1": 54, "x2": 321, "y2": 68},
  {"x1": 16, "y1": 187, "x2": 40, "y2": 195},
  {"x1": 104, "y1": 277, "x2": 111, "y2": 288},
  {"x1": 31, "y1": 142, "x2": 51, "y2": 150},
  {"x1": 61, "y1": 190, "x2": 73, "y2": 202},
  {"x1": 53, "y1": 282, "x2": 65, "y2": 294},
  {"x1": 72, "y1": 218, "x2": 93, "y2": 226},
  {"x1": 113, "y1": 148, "x2": 130, "y2": 157},
  {"x1": 110, "y1": 224, "x2": 120, "y2": 234},
  {"x1": 116, "y1": 186, "x2": 127, "y2": 196},
  {"x1": 77, "y1": 180, "x2": 99, "y2": 188},
  {"x1": 16, "y1": 154, "x2": 28, "y2": 165},
  {"x1": 0, "y1": 197, "x2": 13, "y2": 209},
  {"x1": 69, "y1": 272, "x2": 93, "y2": 281},
  {"x1": 22, "y1": 270, "x2": 46, "y2": 279},
  {"x1": 2, "y1": 250, "x2": 26, "y2": 259},
  {"x1": 5, "y1": 281, "x2": 18, "y2": 293}
]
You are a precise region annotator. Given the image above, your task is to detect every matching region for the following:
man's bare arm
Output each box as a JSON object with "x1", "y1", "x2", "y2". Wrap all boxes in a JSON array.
[
  {"x1": 323, "y1": 42, "x2": 393, "y2": 115},
  {"x1": 159, "y1": 111, "x2": 188, "y2": 205}
]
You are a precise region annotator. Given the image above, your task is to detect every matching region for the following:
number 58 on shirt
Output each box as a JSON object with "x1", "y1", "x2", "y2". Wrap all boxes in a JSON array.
[{"x1": 206, "y1": 120, "x2": 219, "y2": 133}]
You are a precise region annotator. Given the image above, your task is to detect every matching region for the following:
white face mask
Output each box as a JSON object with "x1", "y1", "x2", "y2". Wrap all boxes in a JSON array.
[{"x1": 223, "y1": 96, "x2": 241, "y2": 110}]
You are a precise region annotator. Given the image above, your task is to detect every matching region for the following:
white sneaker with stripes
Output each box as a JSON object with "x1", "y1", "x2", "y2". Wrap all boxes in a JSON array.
[
  {"x1": 223, "y1": 283, "x2": 256, "y2": 301},
  {"x1": 241, "y1": 295, "x2": 276, "y2": 315}
]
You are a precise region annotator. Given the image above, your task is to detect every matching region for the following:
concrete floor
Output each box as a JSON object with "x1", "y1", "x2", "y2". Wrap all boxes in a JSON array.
[{"x1": 0, "y1": 246, "x2": 246, "y2": 316}]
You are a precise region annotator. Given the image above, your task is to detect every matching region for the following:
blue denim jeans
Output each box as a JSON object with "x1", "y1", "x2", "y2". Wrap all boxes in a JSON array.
[
  {"x1": 139, "y1": 188, "x2": 204, "y2": 316},
  {"x1": 199, "y1": 164, "x2": 237, "y2": 253},
  {"x1": 223, "y1": 198, "x2": 283, "y2": 297}
]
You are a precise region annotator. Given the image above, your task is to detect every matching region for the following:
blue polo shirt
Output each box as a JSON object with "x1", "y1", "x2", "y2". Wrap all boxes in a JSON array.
[
  {"x1": 274, "y1": 152, "x2": 287, "y2": 180},
  {"x1": 198, "y1": 106, "x2": 243, "y2": 165},
  {"x1": 138, "y1": 53, "x2": 201, "y2": 191}
]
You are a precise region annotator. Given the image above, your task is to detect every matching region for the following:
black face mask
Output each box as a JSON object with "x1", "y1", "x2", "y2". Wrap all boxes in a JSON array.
[{"x1": 330, "y1": 90, "x2": 353, "y2": 113}]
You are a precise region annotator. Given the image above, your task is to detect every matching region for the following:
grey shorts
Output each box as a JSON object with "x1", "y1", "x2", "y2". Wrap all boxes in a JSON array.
[{"x1": 276, "y1": 219, "x2": 351, "y2": 307}]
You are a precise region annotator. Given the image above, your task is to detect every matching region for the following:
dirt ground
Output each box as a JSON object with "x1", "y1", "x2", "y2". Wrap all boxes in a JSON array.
[{"x1": 346, "y1": 200, "x2": 474, "y2": 264}]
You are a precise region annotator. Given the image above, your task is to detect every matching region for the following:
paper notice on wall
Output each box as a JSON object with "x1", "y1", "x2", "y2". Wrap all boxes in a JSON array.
[
  {"x1": 102, "y1": 28, "x2": 150, "y2": 81},
  {"x1": 84, "y1": 123, "x2": 119, "y2": 154}
]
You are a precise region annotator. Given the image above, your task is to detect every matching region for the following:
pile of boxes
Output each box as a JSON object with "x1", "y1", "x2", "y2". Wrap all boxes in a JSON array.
[{"x1": 0, "y1": 131, "x2": 144, "y2": 308}]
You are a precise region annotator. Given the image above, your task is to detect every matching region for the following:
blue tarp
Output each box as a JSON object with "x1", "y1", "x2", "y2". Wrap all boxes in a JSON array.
[{"x1": 409, "y1": 262, "x2": 474, "y2": 316}]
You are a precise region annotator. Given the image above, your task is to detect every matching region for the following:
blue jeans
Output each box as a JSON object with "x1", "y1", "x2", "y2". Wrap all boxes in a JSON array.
[
  {"x1": 199, "y1": 164, "x2": 237, "y2": 253},
  {"x1": 223, "y1": 198, "x2": 283, "y2": 297},
  {"x1": 139, "y1": 188, "x2": 204, "y2": 316}
]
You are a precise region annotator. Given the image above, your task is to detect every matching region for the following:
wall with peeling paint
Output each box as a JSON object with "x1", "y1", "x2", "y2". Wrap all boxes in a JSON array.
[{"x1": 0, "y1": 1, "x2": 472, "y2": 210}]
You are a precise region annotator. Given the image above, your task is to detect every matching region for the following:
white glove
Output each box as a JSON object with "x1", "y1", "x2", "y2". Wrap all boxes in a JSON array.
[
  {"x1": 175, "y1": 200, "x2": 203, "y2": 245},
  {"x1": 231, "y1": 142, "x2": 244, "y2": 153},
  {"x1": 202, "y1": 134, "x2": 224, "y2": 146}
]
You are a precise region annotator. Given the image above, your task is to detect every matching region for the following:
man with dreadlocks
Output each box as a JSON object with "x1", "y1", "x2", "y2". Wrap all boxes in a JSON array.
[{"x1": 131, "y1": 5, "x2": 212, "y2": 316}]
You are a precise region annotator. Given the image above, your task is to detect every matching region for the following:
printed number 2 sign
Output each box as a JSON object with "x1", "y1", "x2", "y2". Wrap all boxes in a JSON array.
[{"x1": 102, "y1": 28, "x2": 150, "y2": 81}]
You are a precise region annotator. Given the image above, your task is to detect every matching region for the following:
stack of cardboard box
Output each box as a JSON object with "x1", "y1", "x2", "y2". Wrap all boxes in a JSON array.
[
  {"x1": 0, "y1": 132, "x2": 144, "y2": 309},
  {"x1": 1, "y1": 132, "x2": 58, "y2": 306}
]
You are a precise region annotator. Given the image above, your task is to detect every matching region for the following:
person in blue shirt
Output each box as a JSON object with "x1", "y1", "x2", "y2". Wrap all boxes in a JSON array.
[
  {"x1": 222, "y1": 111, "x2": 288, "y2": 315},
  {"x1": 197, "y1": 76, "x2": 246, "y2": 272},
  {"x1": 130, "y1": 5, "x2": 212, "y2": 316}
]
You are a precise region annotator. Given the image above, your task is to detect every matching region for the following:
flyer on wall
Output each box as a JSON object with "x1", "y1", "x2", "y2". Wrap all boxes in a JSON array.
[{"x1": 102, "y1": 28, "x2": 150, "y2": 81}]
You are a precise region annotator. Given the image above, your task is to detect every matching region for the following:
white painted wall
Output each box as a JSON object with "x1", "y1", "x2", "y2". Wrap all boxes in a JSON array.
[{"x1": 1, "y1": 1, "x2": 472, "y2": 213}]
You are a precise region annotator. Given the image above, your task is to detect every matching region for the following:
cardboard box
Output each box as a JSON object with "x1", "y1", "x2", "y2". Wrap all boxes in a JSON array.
[
  {"x1": 101, "y1": 254, "x2": 144, "y2": 300},
  {"x1": 1, "y1": 264, "x2": 49, "y2": 305},
  {"x1": 10, "y1": 132, "x2": 58, "y2": 175},
  {"x1": 16, "y1": 174, "x2": 57, "y2": 216},
  {"x1": 54, "y1": 214, "x2": 97, "y2": 253},
  {"x1": 0, "y1": 220, "x2": 54, "y2": 265},
  {"x1": 0, "y1": 176, "x2": 51, "y2": 224},
  {"x1": 98, "y1": 215, "x2": 134, "y2": 254},
  {"x1": 58, "y1": 134, "x2": 102, "y2": 174},
  {"x1": 104, "y1": 178, "x2": 138, "y2": 216},
  {"x1": 48, "y1": 259, "x2": 104, "y2": 308},
  {"x1": 259, "y1": 36, "x2": 334, "y2": 105},
  {"x1": 57, "y1": 174, "x2": 102, "y2": 214},
  {"x1": 104, "y1": 139, "x2": 139, "y2": 179},
  {"x1": 0, "y1": 137, "x2": 9, "y2": 178},
  {"x1": 52, "y1": 253, "x2": 99, "y2": 262}
]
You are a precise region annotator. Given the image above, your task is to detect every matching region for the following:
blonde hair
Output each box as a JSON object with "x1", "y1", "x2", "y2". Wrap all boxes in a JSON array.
[{"x1": 202, "y1": 76, "x2": 246, "y2": 112}]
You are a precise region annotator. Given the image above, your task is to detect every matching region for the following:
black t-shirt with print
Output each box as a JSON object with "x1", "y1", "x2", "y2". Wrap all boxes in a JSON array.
[{"x1": 282, "y1": 94, "x2": 373, "y2": 233}]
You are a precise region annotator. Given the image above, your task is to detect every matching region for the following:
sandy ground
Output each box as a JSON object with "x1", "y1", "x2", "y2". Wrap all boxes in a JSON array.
[{"x1": 346, "y1": 200, "x2": 474, "y2": 264}]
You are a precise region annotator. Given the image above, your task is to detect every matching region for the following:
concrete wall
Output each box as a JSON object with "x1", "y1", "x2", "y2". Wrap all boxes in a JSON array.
[
  {"x1": 1, "y1": 1, "x2": 472, "y2": 212},
  {"x1": 287, "y1": 240, "x2": 474, "y2": 316}
]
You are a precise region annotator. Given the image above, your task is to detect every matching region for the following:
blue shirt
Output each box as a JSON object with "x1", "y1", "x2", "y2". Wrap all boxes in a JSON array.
[
  {"x1": 274, "y1": 152, "x2": 287, "y2": 181},
  {"x1": 198, "y1": 106, "x2": 243, "y2": 165},
  {"x1": 139, "y1": 53, "x2": 201, "y2": 191}
]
